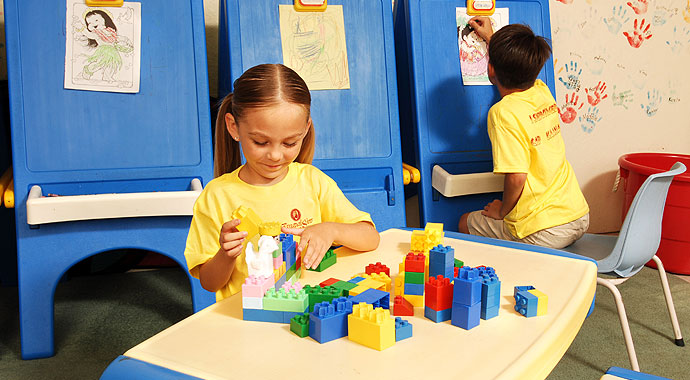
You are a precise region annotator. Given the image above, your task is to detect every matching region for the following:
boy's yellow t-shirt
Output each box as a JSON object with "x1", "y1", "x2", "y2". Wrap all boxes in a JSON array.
[
  {"x1": 185, "y1": 162, "x2": 374, "y2": 301},
  {"x1": 487, "y1": 79, "x2": 589, "y2": 239}
]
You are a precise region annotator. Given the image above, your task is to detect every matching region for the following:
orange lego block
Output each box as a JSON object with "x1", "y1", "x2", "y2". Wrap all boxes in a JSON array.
[{"x1": 348, "y1": 303, "x2": 395, "y2": 351}]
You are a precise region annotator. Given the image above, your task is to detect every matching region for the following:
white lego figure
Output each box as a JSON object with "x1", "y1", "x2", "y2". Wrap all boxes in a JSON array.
[{"x1": 245, "y1": 235, "x2": 278, "y2": 278}]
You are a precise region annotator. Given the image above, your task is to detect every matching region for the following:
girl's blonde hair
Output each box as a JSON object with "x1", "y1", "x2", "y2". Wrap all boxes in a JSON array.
[{"x1": 214, "y1": 64, "x2": 315, "y2": 177}]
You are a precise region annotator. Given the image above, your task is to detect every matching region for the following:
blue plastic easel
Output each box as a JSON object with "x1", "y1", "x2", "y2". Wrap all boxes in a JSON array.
[
  {"x1": 394, "y1": 0, "x2": 556, "y2": 228},
  {"x1": 218, "y1": 0, "x2": 407, "y2": 231},
  {"x1": 4, "y1": 0, "x2": 216, "y2": 359}
]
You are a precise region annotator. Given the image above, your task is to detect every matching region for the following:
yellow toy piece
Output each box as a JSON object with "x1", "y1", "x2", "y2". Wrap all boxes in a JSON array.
[
  {"x1": 528, "y1": 289, "x2": 548, "y2": 316},
  {"x1": 424, "y1": 222, "x2": 444, "y2": 247},
  {"x1": 348, "y1": 303, "x2": 395, "y2": 351},
  {"x1": 259, "y1": 221, "x2": 281, "y2": 237},
  {"x1": 410, "y1": 230, "x2": 428, "y2": 252},
  {"x1": 466, "y1": 0, "x2": 495, "y2": 16},
  {"x1": 4, "y1": 178, "x2": 14, "y2": 208},
  {"x1": 403, "y1": 294, "x2": 424, "y2": 307},
  {"x1": 348, "y1": 285, "x2": 369, "y2": 296},
  {"x1": 85, "y1": 0, "x2": 124, "y2": 6},
  {"x1": 367, "y1": 272, "x2": 391, "y2": 291},
  {"x1": 402, "y1": 162, "x2": 421, "y2": 183},
  {"x1": 232, "y1": 206, "x2": 262, "y2": 247},
  {"x1": 293, "y1": 0, "x2": 327, "y2": 12},
  {"x1": 393, "y1": 274, "x2": 405, "y2": 296}
]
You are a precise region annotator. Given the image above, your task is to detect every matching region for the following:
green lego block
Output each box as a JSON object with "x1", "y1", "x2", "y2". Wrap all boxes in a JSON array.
[
  {"x1": 404, "y1": 271, "x2": 425, "y2": 284},
  {"x1": 306, "y1": 249, "x2": 337, "y2": 272},
  {"x1": 286, "y1": 262, "x2": 297, "y2": 281},
  {"x1": 454, "y1": 258, "x2": 464, "y2": 268},
  {"x1": 331, "y1": 280, "x2": 358, "y2": 296},
  {"x1": 273, "y1": 242, "x2": 282, "y2": 258},
  {"x1": 263, "y1": 288, "x2": 308, "y2": 312},
  {"x1": 290, "y1": 313, "x2": 310, "y2": 338},
  {"x1": 303, "y1": 285, "x2": 343, "y2": 312}
]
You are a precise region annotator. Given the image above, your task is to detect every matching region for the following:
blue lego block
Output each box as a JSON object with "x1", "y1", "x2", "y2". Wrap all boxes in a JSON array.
[
  {"x1": 348, "y1": 288, "x2": 390, "y2": 309},
  {"x1": 348, "y1": 276, "x2": 366, "y2": 284},
  {"x1": 514, "y1": 285, "x2": 535, "y2": 297},
  {"x1": 424, "y1": 306, "x2": 451, "y2": 323},
  {"x1": 404, "y1": 282, "x2": 424, "y2": 296},
  {"x1": 481, "y1": 276, "x2": 501, "y2": 308},
  {"x1": 429, "y1": 245, "x2": 454, "y2": 279},
  {"x1": 514, "y1": 290, "x2": 538, "y2": 318},
  {"x1": 451, "y1": 302, "x2": 480, "y2": 330},
  {"x1": 453, "y1": 267, "x2": 482, "y2": 305},
  {"x1": 309, "y1": 297, "x2": 353, "y2": 343},
  {"x1": 274, "y1": 272, "x2": 287, "y2": 291},
  {"x1": 243, "y1": 308, "x2": 284, "y2": 323},
  {"x1": 481, "y1": 305, "x2": 499, "y2": 320},
  {"x1": 395, "y1": 317, "x2": 413, "y2": 342}
]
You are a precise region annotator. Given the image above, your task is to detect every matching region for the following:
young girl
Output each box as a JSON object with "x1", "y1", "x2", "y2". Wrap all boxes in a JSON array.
[
  {"x1": 79, "y1": 9, "x2": 133, "y2": 82},
  {"x1": 185, "y1": 64, "x2": 380, "y2": 301}
]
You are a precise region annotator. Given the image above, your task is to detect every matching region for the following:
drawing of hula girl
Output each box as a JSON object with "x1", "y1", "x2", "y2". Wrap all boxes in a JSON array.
[{"x1": 75, "y1": 9, "x2": 133, "y2": 82}]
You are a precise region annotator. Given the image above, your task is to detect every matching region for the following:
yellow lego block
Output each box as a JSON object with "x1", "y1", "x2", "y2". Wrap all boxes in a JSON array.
[
  {"x1": 232, "y1": 206, "x2": 262, "y2": 247},
  {"x1": 528, "y1": 289, "x2": 548, "y2": 316},
  {"x1": 348, "y1": 303, "x2": 395, "y2": 351},
  {"x1": 259, "y1": 221, "x2": 281, "y2": 237},
  {"x1": 358, "y1": 278, "x2": 386, "y2": 291},
  {"x1": 368, "y1": 273, "x2": 391, "y2": 291},
  {"x1": 403, "y1": 294, "x2": 424, "y2": 307},
  {"x1": 425, "y1": 222, "x2": 444, "y2": 248},
  {"x1": 411, "y1": 230, "x2": 428, "y2": 253},
  {"x1": 279, "y1": 262, "x2": 286, "y2": 276},
  {"x1": 394, "y1": 274, "x2": 405, "y2": 296},
  {"x1": 349, "y1": 285, "x2": 370, "y2": 296}
]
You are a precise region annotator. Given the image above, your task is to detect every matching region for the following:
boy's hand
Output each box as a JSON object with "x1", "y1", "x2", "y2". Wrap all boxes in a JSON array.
[
  {"x1": 481, "y1": 199, "x2": 503, "y2": 220},
  {"x1": 218, "y1": 219, "x2": 248, "y2": 259},
  {"x1": 282, "y1": 223, "x2": 336, "y2": 270},
  {"x1": 468, "y1": 16, "x2": 494, "y2": 43}
]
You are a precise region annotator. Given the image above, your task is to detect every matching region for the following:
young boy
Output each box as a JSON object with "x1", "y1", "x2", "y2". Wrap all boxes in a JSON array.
[{"x1": 457, "y1": 17, "x2": 589, "y2": 249}]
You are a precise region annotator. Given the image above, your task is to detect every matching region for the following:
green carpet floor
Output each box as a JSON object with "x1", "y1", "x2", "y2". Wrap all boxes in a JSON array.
[{"x1": 0, "y1": 266, "x2": 688, "y2": 379}]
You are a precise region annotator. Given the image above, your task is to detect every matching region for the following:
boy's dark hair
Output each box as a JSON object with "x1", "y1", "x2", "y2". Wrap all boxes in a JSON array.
[{"x1": 488, "y1": 24, "x2": 551, "y2": 90}]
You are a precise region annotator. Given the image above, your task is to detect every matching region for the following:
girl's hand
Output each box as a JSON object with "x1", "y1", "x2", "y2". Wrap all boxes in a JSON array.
[
  {"x1": 282, "y1": 223, "x2": 337, "y2": 270},
  {"x1": 219, "y1": 219, "x2": 248, "y2": 259}
]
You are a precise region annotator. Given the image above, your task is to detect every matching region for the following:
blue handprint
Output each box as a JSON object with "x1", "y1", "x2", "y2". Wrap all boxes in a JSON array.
[
  {"x1": 603, "y1": 5, "x2": 630, "y2": 34},
  {"x1": 579, "y1": 107, "x2": 602, "y2": 134},
  {"x1": 666, "y1": 26, "x2": 690, "y2": 54},
  {"x1": 558, "y1": 61, "x2": 582, "y2": 91},
  {"x1": 640, "y1": 89, "x2": 662, "y2": 117}
]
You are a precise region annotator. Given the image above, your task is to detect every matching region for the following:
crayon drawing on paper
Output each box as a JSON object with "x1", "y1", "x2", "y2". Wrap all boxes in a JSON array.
[
  {"x1": 456, "y1": 8, "x2": 509, "y2": 86},
  {"x1": 65, "y1": 0, "x2": 141, "y2": 93},
  {"x1": 279, "y1": 4, "x2": 350, "y2": 91}
]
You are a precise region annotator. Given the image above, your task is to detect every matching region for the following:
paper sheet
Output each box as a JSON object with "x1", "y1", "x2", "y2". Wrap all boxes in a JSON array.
[
  {"x1": 456, "y1": 8, "x2": 509, "y2": 86},
  {"x1": 279, "y1": 4, "x2": 350, "y2": 91},
  {"x1": 64, "y1": 0, "x2": 141, "y2": 93}
]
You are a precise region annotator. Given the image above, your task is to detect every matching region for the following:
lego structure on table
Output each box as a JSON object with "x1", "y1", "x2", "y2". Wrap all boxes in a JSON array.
[{"x1": 514, "y1": 285, "x2": 547, "y2": 318}]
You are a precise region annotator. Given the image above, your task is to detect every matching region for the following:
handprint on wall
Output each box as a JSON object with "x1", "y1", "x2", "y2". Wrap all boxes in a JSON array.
[
  {"x1": 684, "y1": 0, "x2": 690, "y2": 23},
  {"x1": 641, "y1": 89, "x2": 662, "y2": 117},
  {"x1": 558, "y1": 61, "x2": 583, "y2": 91},
  {"x1": 627, "y1": 0, "x2": 649, "y2": 15},
  {"x1": 579, "y1": 107, "x2": 602, "y2": 134},
  {"x1": 623, "y1": 18, "x2": 652, "y2": 48},
  {"x1": 666, "y1": 26, "x2": 690, "y2": 53},
  {"x1": 611, "y1": 85, "x2": 634, "y2": 109},
  {"x1": 559, "y1": 92, "x2": 584, "y2": 124},
  {"x1": 555, "y1": 0, "x2": 574, "y2": 4},
  {"x1": 603, "y1": 5, "x2": 630, "y2": 34},
  {"x1": 585, "y1": 81, "x2": 608, "y2": 106}
]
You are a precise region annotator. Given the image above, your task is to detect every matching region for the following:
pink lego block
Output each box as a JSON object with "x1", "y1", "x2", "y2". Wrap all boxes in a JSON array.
[
  {"x1": 273, "y1": 256, "x2": 283, "y2": 270},
  {"x1": 281, "y1": 281, "x2": 304, "y2": 293},
  {"x1": 241, "y1": 274, "x2": 275, "y2": 298}
]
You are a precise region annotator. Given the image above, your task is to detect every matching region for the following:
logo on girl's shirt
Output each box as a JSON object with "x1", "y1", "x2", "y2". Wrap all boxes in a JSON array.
[{"x1": 291, "y1": 208, "x2": 301, "y2": 221}]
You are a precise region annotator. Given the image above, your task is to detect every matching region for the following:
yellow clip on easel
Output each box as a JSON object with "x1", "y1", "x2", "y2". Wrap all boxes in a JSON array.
[
  {"x1": 85, "y1": 0, "x2": 124, "y2": 7},
  {"x1": 294, "y1": 0, "x2": 327, "y2": 12},
  {"x1": 467, "y1": 0, "x2": 495, "y2": 16}
]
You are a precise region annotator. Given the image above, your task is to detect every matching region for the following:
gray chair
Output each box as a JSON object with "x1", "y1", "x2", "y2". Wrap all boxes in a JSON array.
[{"x1": 562, "y1": 161, "x2": 686, "y2": 371}]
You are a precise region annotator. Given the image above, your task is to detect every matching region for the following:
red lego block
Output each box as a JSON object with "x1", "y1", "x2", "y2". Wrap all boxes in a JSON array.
[
  {"x1": 319, "y1": 278, "x2": 340, "y2": 287},
  {"x1": 454, "y1": 266, "x2": 459, "y2": 278},
  {"x1": 393, "y1": 295, "x2": 415, "y2": 316},
  {"x1": 404, "y1": 252, "x2": 425, "y2": 273},
  {"x1": 365, "y1": 262, "x2": 390, "y2": 277},
  {"x1": 425, "y1": 275, "x2": 454, "y2": 311}
]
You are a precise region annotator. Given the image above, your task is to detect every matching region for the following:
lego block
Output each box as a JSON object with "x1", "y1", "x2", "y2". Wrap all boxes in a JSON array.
[
  {"x1": 425, "y1": 275, "x2": 454, "y2": 311},
  {"x1": 348, "y1": 285, "x2": 370, "y2": 296},
  {"x1": 404, "y1": 282, "x2": 424, "y2": 296},
  {"x1": 242, "y1": 296, "x2": 263, "y2": 310},
  {"x1": 272, "y1": 256, "x2": 283, "y2": 270},
  {"x1": 290, "y1": 313, "x2": 310, "y2": 338},
  {"x1": 394, "y1": 317, "x2": 413, "y2": 342},
  {"x1": 347, "y1": 303, "x2": 396, "y2": 351},
  {"x1": 454, "y1": 266, "x2": 459, "y2": 278},
  {"x1": 272, "y1": 241, "x2": 283, "y2": 258},
  {"x1": 454, "y1": 258, "x2": 464, "y2": 268},
  {"x1": 349, "y1": 276, "x2": 366, "y2": 284},
  {"x1": 241, "y1": 274, "x2": 276, "y2": 298},
  {"x1": 410, "y1": 230, "x2": 428, "y2": 252},
  {"x1": 275, "y1": 272, "x2": 287, "y2": 291},
  {"x1": 367, "y1": 272, "x2": 392, "y2": 291},
  {"x1": 453, "y1": 267, "x2": 482, "y2": 306},
  {"x1": 330, "y1": 280, "x2": 358, "y2": 296},
  {"x1": 514, "y1": 290, "x2": 538, "y2": 318},
  {"x1": 404, "y1": 252, "x2": 426, "y2": 273},
  {"x1": 319, "y1": 278, "x2": 340, "y2": 287},
  {"x1": 303, "y1": 285, "x2": 343, "y2": 312},
  {"x1": 481, "y1": 305, "x2": 499, "y2": 320},
  {"x1": 451, "y1": 302, "x2": 481, "y2": 330},
  {"x1": 393, "y1": 295, "x2": 414, "y2": 316},
  {"x1": 404, "y1": 271, "x2": 425, "y2": 284},
  {"x1": 232, "y1": 206, "x2": 262, "y2": 246},
  {"x1": 424, "y1": 306, "x2": 452, "y2": 323},
  {"x1": 307, "y1": 248, "x2": 337, "y2": 272},
  {"x1": 480, "y1": 275, "x2": 501, "y2": 307},
  {"x1": 348, "y1": 288, "x2": 390, "y2": 309},
  {"x1": 514, "y1": 285, "x2": 535, "y2": 297},
  {"x1": 403, "y1": 294, "x2": 424, "y2": 307},
  {"x1": 309, "y1": 297, "x2": 353, "y2": 343},
  {"x1": 263, "y1": 288, "x2": 308, "y2": 313},
  {"x1": 357, "y1": 277, "x2": 387, "y2": 291},
  {"x1": 259, "y1": 221, "x2": 281, "y2": 237},
  {"x1": 282, "y1": 308, "x2": 309, "y2": 323},
  {"x1": 424, "y1": 222, "x2": 444, "y2": 245},
  {"x1": 429, "y1": 244, "x2": 455, "y2": 279},
  {"x1": 365, "y1": 262, "x2": 390, "y2": 277},
  {"x1": 243, "y1": 308, "x2": 283, "y2": 323},
  {"x1": 281, "y1": 280, "x2": 303, "y2": 293},
  {"x1": 528, "y1": 289, "x2": 548, "y2": 316}
]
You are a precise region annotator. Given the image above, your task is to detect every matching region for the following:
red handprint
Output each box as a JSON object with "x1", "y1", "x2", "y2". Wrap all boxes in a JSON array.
[
  {"x1": 559, "y1": 93, "x2": 584, "y2": 124},
  {"x1": 555, "y1": 0, "x2": 574, "y2": 4},
  {"x1": 585, "y1": 81, "x2": 609, "y2": 106},
  {"x1": 627, "y1": 0, "x2": 649, "y2": 15},
  {"x1": 623, "y1": 19, "x2": 652, "y2": 48}
]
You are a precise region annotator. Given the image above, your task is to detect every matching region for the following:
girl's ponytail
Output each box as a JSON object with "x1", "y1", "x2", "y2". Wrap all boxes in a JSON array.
[{"x1": 213, "y1": 94, "x2": 242, "y2": 177}]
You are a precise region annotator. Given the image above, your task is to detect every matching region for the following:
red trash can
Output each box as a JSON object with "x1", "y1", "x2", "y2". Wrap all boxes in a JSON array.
[{"x1": 618, "y1": 153, "x2": 690, "y2": 274}]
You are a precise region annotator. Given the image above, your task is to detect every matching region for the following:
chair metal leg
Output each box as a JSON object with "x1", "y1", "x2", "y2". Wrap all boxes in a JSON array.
[
  {"x1": 651, "y1": 255, "x2": 685, "y2": 347},
  {"x1": 597, "y1": 277, "x2": 641, "y2": 371}
]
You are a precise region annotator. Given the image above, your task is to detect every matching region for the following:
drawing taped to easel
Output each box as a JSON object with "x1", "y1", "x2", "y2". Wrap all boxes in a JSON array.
[
  {"x1": 65, "y1": 0, "x2": 141, "y2": 93},
  {"x1": 456, "y1": 8, "x2": 509, "y2": 86}
]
